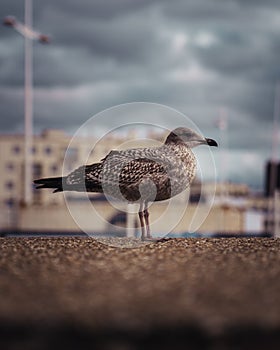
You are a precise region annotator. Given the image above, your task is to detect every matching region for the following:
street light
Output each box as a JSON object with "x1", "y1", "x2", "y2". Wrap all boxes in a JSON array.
[
  {"x1": 3, "y1": 15, "x2": 50, "y2": 43},
  {"x1": 3, "y1": 0, "x2": 50, "y2": 206}
]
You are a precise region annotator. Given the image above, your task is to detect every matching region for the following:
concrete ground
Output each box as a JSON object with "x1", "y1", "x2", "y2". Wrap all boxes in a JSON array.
[{"x1": 1, "y1": 237, "x2": 280, "y2": 349}]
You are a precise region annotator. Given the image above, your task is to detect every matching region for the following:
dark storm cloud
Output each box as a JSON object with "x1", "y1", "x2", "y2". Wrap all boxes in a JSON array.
[
  {"x1": 0, "y1": 88, "x2": 24, "y2": 131},
  {"x1": 42, "y1": 12, "x2": 166, "y2": 64},
  {"x1": 38, "y1": 0, "x2": 161, "y2": 20},
  {"x1": 234, "y1": 0, "x2": 280, "y2": 9},
  {"x1": 192, "y1": 28, "x2": 280, "y2": 84},
  {"x1": 1, "y1": 0, "x2": 280, "y2": 187},
  {"x1": 1, "y1": 1, "x2": 170, "y2": 87}
]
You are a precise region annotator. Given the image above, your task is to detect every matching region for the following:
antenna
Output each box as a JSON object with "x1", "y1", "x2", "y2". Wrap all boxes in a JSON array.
[
  {"x1": 272, "y1": 82, "x2": 280, "y2": 161},
  {"x1": 272, "y1": 82, "x2": 280, "y2": 237},
  {"x1": 217, "y1": 106, "x2": 228, "y2": 198}
]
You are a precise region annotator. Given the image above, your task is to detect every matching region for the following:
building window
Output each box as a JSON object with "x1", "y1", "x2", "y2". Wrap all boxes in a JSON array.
[
  {"x1": 5, "y1": 181, "x2": 14, "y2": 190},
  {"x1": 6, "y1": 163, "x2": 15, "y2": 171},
  {"x1": 44, "y1": 146, "x2": 52, "y2": 155},
  {"x1": 50, "y1": 164, "x2": 58, "y2": 173},
  {"x1": 12, "y1": 145, "x2": 21, "y2": 154},
  {"x1": 33, "y1": 163, "x2": 42, "y2": 178},
  {"x1": 5, "y1": 198, "x2": 15, "y2": 208}
]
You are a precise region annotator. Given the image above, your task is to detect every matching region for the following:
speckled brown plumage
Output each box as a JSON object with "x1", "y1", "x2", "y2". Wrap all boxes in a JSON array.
[{"x1": 64, "y1": 143, "x2": 196, "y2": 203}]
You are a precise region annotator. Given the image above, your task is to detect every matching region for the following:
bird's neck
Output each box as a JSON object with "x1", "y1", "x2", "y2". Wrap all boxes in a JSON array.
[{"x1": 164, "y1": 132, "x2": 186, "y2": 146}]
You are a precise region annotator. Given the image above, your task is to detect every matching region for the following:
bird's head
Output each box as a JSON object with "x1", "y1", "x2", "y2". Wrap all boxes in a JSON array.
[{"x1": 165, "y1": 127, "x2": 218, "y2": 148}]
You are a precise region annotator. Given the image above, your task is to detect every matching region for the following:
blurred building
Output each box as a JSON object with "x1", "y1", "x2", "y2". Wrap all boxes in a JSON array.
[
  {"x1": 1, "y1": 130, "x2": 72, "y2": 207},
  {"x1": 264, "y1": 160, "x2": 280, "y2": 236},
  {"x1": 0, "y1": 129, "x2": 163, "y2": 208},
  {"x1": 265, "y1": 160, "x2": 280, "y2": 197},
  {"x1": 0, "y1": 129, "x2": 267, "y2": 235},
  {"x1": 0, "y1": 129, "x2": 129, "y2": 208}
]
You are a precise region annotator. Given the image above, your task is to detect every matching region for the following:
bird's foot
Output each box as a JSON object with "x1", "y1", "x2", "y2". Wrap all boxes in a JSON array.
[
  {"x1": 154, "y1": 237, "x2": 172, "y2": 243},
  {"x1": 142, "y1": 236, "x2": 172, "y2": 243}
]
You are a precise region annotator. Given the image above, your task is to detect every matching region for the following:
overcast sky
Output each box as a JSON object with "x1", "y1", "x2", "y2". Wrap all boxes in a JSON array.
[{"x1": 1, "y1": 0, "x2": 280, "y2": 189}]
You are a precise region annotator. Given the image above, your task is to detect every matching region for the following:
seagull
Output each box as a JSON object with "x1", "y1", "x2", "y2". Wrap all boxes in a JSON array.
[{"x1": 34, "y1": 127, "x2": 218, "y2": 240}]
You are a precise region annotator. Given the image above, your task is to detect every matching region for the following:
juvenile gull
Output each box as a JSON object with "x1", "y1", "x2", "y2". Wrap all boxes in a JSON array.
[{"x1": 34, "y1": 127, "x2": 217, "y2": 240}]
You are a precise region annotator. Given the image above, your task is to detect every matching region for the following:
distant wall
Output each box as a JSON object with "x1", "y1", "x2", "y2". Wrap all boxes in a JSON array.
[{"x1": 12, "y1": 201, "x2": 246, "y2": 235}]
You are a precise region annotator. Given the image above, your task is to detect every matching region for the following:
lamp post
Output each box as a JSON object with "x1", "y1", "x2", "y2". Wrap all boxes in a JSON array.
[
  {"x1": 4, "y1": 0, "x2": 50, "y2": 206},
  {"x1": 272, "y1": 83, "x2": 280, "y2": 237}
]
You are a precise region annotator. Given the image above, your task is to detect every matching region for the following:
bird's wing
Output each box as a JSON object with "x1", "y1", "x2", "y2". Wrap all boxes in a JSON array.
[
  {"x1": 65, "y1": 163, "x2": 103, "y2": 189},
  {"x1": 97, "y1": 147, "x2": 195, "y2": 201},
  {"x1": 117, "y1": 157, "x2": 168, "y2": 185},
  {"x1": 65, "y1": 146, "x2": 185, "y2": 194},
  {"x1": 64, "y1": 149, "x2": 126, "y2": 189},
  {"x1": 101, "y1": 154, "x2": 172, "y2": 202}
]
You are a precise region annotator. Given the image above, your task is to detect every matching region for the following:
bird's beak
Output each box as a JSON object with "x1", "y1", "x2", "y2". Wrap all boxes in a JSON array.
[{"x1": 206, "y1": 138, "x2": 218, "y2": 147}]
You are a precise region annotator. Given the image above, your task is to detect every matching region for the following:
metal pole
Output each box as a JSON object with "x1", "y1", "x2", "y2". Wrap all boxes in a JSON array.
[
  {"x1": 218, "y1": 107, "x2": 228, "y2": 233},
  {"x1": 219, "y1": 107, "x2": 228, "y2": 190},
  {"x1": 272, "y1": 83, "x2": 280, "y2": 162},
  {"x1": 272, "y1": 83, "x2": 280, "y2": 236},
  {"x1": 24, "y1": 0, "x2": 33, "y2": 205}
]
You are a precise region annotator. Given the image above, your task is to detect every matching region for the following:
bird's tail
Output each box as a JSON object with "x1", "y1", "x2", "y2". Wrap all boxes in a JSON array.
[{"x1": 34, "y1": 176, "x2": 65, "y2": 193}]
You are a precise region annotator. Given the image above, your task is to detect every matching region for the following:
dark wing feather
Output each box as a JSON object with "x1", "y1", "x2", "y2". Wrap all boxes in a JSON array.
[
  {"x1": 65, "y1": 163, "x2": 104, "y2": 191},
  {"x1": 99, "y1": 153, "x2": 171, "y2": 201},
  {"x1": 117, "y1": 157, "x2": 171, "y2": 201},
  {"x1": 64, "y1": 146, "x2": 184, "y2": 201},
  {"x1": 118, "y1": 157, "x2": 167, "y2": 184}
]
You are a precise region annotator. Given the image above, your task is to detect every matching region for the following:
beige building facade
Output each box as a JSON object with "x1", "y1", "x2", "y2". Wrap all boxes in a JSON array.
[{"x1": 0, "y1": 129, "x2": 131, "y2": 207}]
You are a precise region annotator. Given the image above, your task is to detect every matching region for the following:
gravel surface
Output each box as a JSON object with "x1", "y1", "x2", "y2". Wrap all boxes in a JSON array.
[{"x1": 1, "y1": 237, "x2": 280, "y2": 349}]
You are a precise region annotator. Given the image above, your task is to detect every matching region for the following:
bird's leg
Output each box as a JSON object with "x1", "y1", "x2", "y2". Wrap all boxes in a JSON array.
[
  {"x1": 143, "y1": 204, "x2": 152, "y2": 239},
  {"x1": 144, "y1": 203, "x2": 171, "y2": 242},
  {"x1": 139, "y1": 203, "x2": 146, "y2": 241}
]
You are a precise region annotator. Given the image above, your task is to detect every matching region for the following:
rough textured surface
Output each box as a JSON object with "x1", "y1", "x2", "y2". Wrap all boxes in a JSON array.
[{"x1": 1, "y1": 237, "x2": 280, "y2": 349}]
